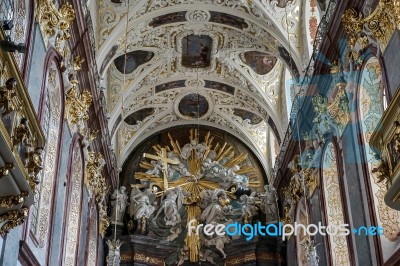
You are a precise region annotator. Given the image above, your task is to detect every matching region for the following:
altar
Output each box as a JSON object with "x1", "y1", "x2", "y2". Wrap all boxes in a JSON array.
[{"x1": 105, "y1": 127, "x2": 284, "y2": 266}]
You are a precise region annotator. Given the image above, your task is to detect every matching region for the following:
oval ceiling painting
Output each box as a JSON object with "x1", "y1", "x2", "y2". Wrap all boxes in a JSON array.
[
  {"x1": 233, "y1": 109, "x2": 263, "y2": 124},
  {"x1": 242, "y1": 51, "x2": 277, "y2": 75},
  {"x1": 124, "y1": 108, "x2": 155, "y2": 125},
  {"x1": 114, "y1": 50, "x2": 154, "y2": 74},
  {"x1": 178, "y1": 93, "x2": 209, "y2": 118}
]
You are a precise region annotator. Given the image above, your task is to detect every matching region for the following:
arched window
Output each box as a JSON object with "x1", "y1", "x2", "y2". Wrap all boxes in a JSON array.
[
  {"x1": 63, "y1": 139, "x2": 84, "y2": 266},
  {"x1": 321, "y1": 142, "x2": 351, "y2": 265},
  {"x1": 357, "y1": 57, "x2": 400, "y2": 261},
  {"x1": 86, "y1": 203, "x2": 99, "y2": 266},
  {"x1": 30, "y1": 54, "x2": 64, "y2": 247}
]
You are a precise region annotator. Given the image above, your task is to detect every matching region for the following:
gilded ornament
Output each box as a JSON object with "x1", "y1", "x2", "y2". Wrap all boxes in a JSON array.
[
  {"x1": 392, "y1": 120, "x2": 400, "y2": 156},
  {"x1": 85, "y1": 151, "x2": 107, "y2": 201},
  {"x1": 99, "y1": 201, "x2": 110, "y2": 237},
  {"x1": 36, "y1": 1, "x2": 75, "y2": 50},
  {"x1": 0, "y1": 163, "x2": 13, "y2": 177},
  {"x1": 0, "y1": 192, "x2": 28, "y2": 208},
  {"x1": 65, "y1": 87, "x2": 93, "y2": 127},
  {"x1": 280, "y1": 155, "x2": 318, "y2": 226},
  {"x1": 0, "y1": 78, "x2": 18, "y2": 117},
  {"x1": 12, "y1": 117, "x2": 32, "y2": 147},
  {"x1": 0, "y1": 207, "x2": 29, "y2": 234},
  {"x1": 327, "y1": 83, "x2": 350, "y2": 127},
  {"x1": 303, "y1": 168, "x2": 318, "y2": 198},
  {"x1": 372, "y1": 155, "x2": 390, "y2": 183},
  {"x1": 72, "y1": 56, "x2": 85, "y2": 72},
  {"x1": 25, "y1": 147, "x2": 44, "y2": 185},
  {"x1": 342, "y1": 0, "x2": 397, "y2": 52}
]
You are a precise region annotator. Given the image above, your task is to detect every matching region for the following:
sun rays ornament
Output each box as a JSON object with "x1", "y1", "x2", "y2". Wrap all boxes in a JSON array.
[{"x1": 132, "y1": 129, "x2": 261, "y2": 263}]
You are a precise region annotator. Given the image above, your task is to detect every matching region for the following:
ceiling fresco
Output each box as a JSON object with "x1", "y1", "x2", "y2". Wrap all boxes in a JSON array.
[
  {"x1": 113, "y1": 50, "x2": 154, "y2": 74},
  {"x1": 242, "y1": 51, "x2": 278, "y2": 75},
  {"x1": 209, "y1": 11, "x2": 248, "y2": 29},
  {"x1": 124, "y1": 108, "x2": 156, "y2": 126},
  {"x1": 181, "y1": 35, "x2": 212, "y2": 68},
  {"x1": 92, "y1": 0, "x2": 305, "y2": 176},
  {"x1": 149, "y1": 11, "x2": 187, "y2": 27},
  {"x1": 178, "y1": 93, "x2": 209, "y2": 118}
]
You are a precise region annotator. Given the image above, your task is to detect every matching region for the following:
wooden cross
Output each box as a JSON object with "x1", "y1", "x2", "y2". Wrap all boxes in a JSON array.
[{"x1": 143, "y1": 148, "x2": 179, "y2": 191}]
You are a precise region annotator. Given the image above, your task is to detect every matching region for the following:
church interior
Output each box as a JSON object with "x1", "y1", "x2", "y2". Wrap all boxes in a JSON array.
[{"x1": 0, "y1": 0, "x2": 400, "y2": 265}]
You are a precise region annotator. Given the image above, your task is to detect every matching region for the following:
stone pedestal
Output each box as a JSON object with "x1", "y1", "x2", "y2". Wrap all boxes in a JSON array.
[{"x1": 110, "y1": 222, "x2": 124, "y2": 237}]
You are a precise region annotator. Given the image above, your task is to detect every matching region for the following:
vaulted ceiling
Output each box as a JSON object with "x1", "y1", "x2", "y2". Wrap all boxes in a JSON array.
[{"x1": 89, "y1": 0, "x2": 315, "y2": 178}]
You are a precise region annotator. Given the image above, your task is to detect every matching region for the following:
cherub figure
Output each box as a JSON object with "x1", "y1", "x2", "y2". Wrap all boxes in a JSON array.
[{"x1": 240, "y1": 191, "x2": 258, "y2": 223}]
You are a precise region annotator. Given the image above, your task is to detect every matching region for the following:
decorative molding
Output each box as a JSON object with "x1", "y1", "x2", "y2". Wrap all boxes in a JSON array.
[
  {"x1": 0, "y1": 208, "x2": 29, "y2": 234},
  {"x1": 64, "y1": 143, "x2": 84, "y2": 266},
  {"x1": 342, "y1": 0, "x2": 397, "y2": 53},
  {"x1": 36, "y1": 0, "x2": 75, "y2": 55},
  {"x1": 185, "y1": 10, "x2": 210, "y2": 22}
]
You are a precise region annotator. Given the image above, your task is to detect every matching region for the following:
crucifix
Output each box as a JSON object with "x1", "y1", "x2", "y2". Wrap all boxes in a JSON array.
[{"x1": 143, "y1": 148, "x2": 179, "y2": 191}]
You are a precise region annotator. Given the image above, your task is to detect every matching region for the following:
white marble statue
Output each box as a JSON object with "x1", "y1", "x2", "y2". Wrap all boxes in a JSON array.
[
  {"x1": 180, "y1": 139, "x2": 209, "y2": 160},
  {"x1": 207, "y1": 149, "x2": 217, "y2": 161},
  {"x1": 154, "y1": 187, "x2": 183, "y2": 226},
  {"x1": 203, "y1": 232, "x2": 228, "y2": 259},
  {"x1": 129, "y1": 186, "x2": 157, "y2": 220},
  {"x1": 240, "y1": 191, "x2": 258, "y2": 222},
  {"x1": 202, "y1": 158, "x2": 215, "y2": 172},
  {"x1": 177, "y1": 163, "x2": 191, "y2": 176},
  {"x1": 262, "y1": 184, "x2": 279, "y2": 223},
  {"x1": 195, "y1": 142, "x2": 208, "y2": 159},
  {"x1": 110, "y1": 186, "x2": 128, "y2": 224},
  {"x1": 146, "y1": 160, "x2": 162, "y2": 176},
  {"x1": 200, "y1": 189, "x2": 231, "y2": 224},
  {"x1": 226, "y1": 165, "x2": 240, "y2": 182}
]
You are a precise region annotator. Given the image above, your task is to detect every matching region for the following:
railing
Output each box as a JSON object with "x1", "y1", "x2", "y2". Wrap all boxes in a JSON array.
[
  {"x1": 0, "y1": 29, "x2": 45, "y2": 234},
  {"x1": 271, "y1": 0, "x2": 338, "y2": 183}
]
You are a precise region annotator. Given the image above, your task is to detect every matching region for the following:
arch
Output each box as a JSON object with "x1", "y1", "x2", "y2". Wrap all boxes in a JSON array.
[
  {"x1": 62, "y1": 135, "x2": 85, "y2": 266},
  {"x1": 356, "y1": 56, "x2": 400, "y2": 262},
  {"x1": 320, "y1": 141, "x2": 351, "y2": 265},
  {"x1": 30, "y1": 49, "x2": 65, "y2": 249}
]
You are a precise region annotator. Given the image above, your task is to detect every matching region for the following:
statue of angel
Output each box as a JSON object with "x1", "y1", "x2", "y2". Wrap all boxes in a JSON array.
[
  {"x1": 240, "y1": 191, "x2": 258, "y2": 223},
  {"x1": 146, "y1": 160, "x2": 162, "y2": 176},
  {"x1": 194, "y1": 142, "x2": 208, "y2": 159},
  {"x1": 154, "y1": 187, "x2": 183, "y2": 226},
  {"x1": 181, "y1": 141, "x2": 195, "y2": 160},
  {"x1": 129, "y1": 186, "x2": 157, "y2": 233},
  {"x1": 200, "y1": 189, "x2": 231, "y2": 224},
  {"x1": 202, "y1": 158, "x2": 214, "y2": 171},
  {"x1": 225, "y1": 165, "x2": 240, "y2": 182}
]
